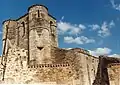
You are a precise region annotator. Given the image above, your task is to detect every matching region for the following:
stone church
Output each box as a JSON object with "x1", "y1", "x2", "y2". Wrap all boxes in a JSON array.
[{"x1": 0, "y1": 4, "x2": 120, "y2": 85}]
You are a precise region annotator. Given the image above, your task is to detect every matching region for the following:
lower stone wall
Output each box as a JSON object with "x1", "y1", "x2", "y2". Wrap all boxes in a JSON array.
[
  {"x1": 108, "y1": 63, "x2": 120, "y2": 85},
  {"x1": 3, "y1": 64, "x2": 74, "y2": 84},
  {"x1": 0, "y1": 47, "x2": 101, "y2": 85},
  {"x1": 0, "y1": 47, "x2": 74, "y2": 84},
  {"x1": 51, "y1": 47, "x2": 99, "y2": 85},
  {"x1": 27, "y1": 65, "x2": 74, "y2": 84},
  {"x1": 93, "y1": 56, "x2": 120, "y2": 85}
]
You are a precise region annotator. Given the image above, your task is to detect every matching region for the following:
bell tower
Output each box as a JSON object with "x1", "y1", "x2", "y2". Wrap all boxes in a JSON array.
[{"x1": 28, "y1": 4, "x2": 58, "y2": 64}]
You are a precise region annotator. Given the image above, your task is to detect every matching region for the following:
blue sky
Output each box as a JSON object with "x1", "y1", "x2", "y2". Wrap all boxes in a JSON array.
[{"x1": 0, "y1": 0, "x2": 120, "y2": 57}]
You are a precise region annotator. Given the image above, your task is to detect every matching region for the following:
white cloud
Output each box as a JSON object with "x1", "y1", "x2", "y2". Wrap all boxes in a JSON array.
[
  {"x1": 57, "y1": 21, "x2": 71, "y2": 33},
  {"x1": 64, "y1": 36, "x2": 95, "y2": 44},
  {"x1": 88, "y1": 24, "x2": 100, "y2": 31},
  {"x1": 68, "y1": 26, "x2": 81, "y2": 35},
  {"x1": 110, "y1": 0, "x2": 120, "y2": 11},
  {"x1": 58, "y1": 16, "x2": 115, "y2": 38},
  {"x1": 98, "y1": 21, "x2": 115, "y2": 38},
  {"x1": 79, "y1": 24, "x2": 86, "y2": 30},
  {"x1": 57, "y1": 21, "x2": 86, "y2": 35},
  {"x1": 89, "y1": 47, "x2": 112, "y2": 56},
  {"x1": 109, "y1": 54, "x2": 120, "y2": 57},
  {"x1": 89, "y1": 47, "x2": 120, "y2": 57},
  {"x1": 88, "y1": 20, "x2": 115, "y2": 38},
  {"x1": 109, "y1": 20, "x2": 115, "y2": 28},
  {"x1": 98, "y1": 22, "x2": 110, "y2": 37},
  {"x1": 62, "y1": 48, "x2": 72, "y2": 50}
]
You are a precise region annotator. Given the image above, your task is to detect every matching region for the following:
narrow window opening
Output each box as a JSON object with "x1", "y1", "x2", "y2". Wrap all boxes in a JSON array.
[
  {"x1": 50, "y1": 21, "x2": 53, "y2": 26},
  {"x1": 50, "y1": 21, "x2": 54, "y2": 34},
  {"x1": 92, "y1": 59, "x2": 94, "y2": 63},
  {"x1": 38, "y1": 10, "x2": 40, "y2": 17},
  {"x1": 21, "y1": 22, "x2": 25, "y2": 37},
  {"x1": 17, "y1": 27, "x2": 20, "y2": 46}
]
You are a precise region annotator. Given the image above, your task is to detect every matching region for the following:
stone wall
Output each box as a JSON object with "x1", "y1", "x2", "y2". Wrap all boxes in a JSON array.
[
  {"x1": 51, "y1": 47, "x2": 99, "y2": 85},
  {"x1": 93, "y1": 56, "x2": 120, "y2": 85},
  {"x1": 29, "y1": 45, "x2": 52, "y2": 65},
  {"x1": 0, "y1": 57, "x2": 3, "y2": 80},
  {"x1": 0, "y1": 47, "x2": 99, "y2": 85},
  {"x1": 2, "y1": 20, "x2": 18, "y2": 56},
  {"x1": 1, "y1": 47, "x2": 73, "y2": 84},
  {"x1": 1, "y1": 43, "x2": 120, "y2": 85},
  {"x1": 2, "y1": 17, "x2": 29, "y2": 51},
  {"x1": 16, "y1": 14, "x2": 29, "y2": 50},
  {"x1": 108, "y1": 63, "x2": 120, "y2": 85}
]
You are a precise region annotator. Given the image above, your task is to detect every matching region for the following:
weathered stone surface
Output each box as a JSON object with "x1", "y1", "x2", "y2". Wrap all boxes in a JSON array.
[
  {"x1": 0, "y1": 47, "x2": 99, "y2": 84},
  {"x1": 0, "y1": 4, "x2": 120, "y2": 85},
  {"x1": 108, "y1": 63, "x2": 120, "y2": 85},
  {"x1": 93, "y1": 56, "x2": 120, "y2": 85}
]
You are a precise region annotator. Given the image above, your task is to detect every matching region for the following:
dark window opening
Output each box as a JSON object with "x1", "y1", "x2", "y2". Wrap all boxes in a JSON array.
[
  {"x1": 22, "y1": 50, "x2": 25, "y2": 52},
  {"x1": 21, "y1": 22, "x2": 25, "y2": 37},
  {"x1": 86, "y1": 57, "x2": 88, "y2": 60},
  {"x1": 37, "y1": 47, "x2": 44, "y2": 50},
  {"x1": 92, "y1": 59, "x2": 94, "y2": 63},
  {"x1": 38, "y1": 10, "x2": 40, "y2": 17},
  {"x1": 50, "y1": 21, "x2": 53, "y2": 34},
  {"x1": 69, "y1": 71, "x2": 71, "y2": 74},
  {"x1": 50, "y1": 21, "x2": 53, "y2": 25},
  {"x1": 17, "y1": 27, "x2": 20, "y2": 46}
]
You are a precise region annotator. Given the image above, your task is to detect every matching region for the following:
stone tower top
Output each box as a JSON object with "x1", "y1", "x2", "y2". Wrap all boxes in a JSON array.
[
  {"x1": 28, "y1": 4, "x2": 48, "y2": 12},
  {"x1": 28, "y1": 4, "x2": 48, "y2": 15}
]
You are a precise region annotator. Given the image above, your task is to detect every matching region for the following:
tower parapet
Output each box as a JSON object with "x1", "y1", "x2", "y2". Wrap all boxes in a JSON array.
[{"x1": 28, "y1": 4, "x2": 49, "y2": 29}]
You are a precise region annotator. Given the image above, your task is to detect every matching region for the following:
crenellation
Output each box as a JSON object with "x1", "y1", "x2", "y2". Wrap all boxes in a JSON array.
[{"x1": 28, "y1": 64, "x2": 70, "y2": 68}]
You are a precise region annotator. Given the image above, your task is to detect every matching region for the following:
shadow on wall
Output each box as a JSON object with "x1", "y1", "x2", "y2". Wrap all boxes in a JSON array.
[{"x1": 93, "y1": 56, "x2": 120, "y2": 85}]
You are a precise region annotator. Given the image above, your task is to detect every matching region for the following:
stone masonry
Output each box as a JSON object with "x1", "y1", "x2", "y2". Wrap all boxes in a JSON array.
[{"x1": 0, "y1": 4, "x2": 120, "y2": 85}]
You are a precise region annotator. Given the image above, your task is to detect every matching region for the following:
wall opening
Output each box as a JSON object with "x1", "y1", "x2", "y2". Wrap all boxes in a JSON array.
[
  {"x1": 38, "y1": 10, "x2": 40, "y2": 17},
  {"x1": 50, "y1": 21, "x2": 55, "y2": 36},
  {"x1": 21, "y1": 22, "x2": 25, "y2": 37},
  {"x1": 37, "y1": 47, "x2": 44, "y2": 50}
]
